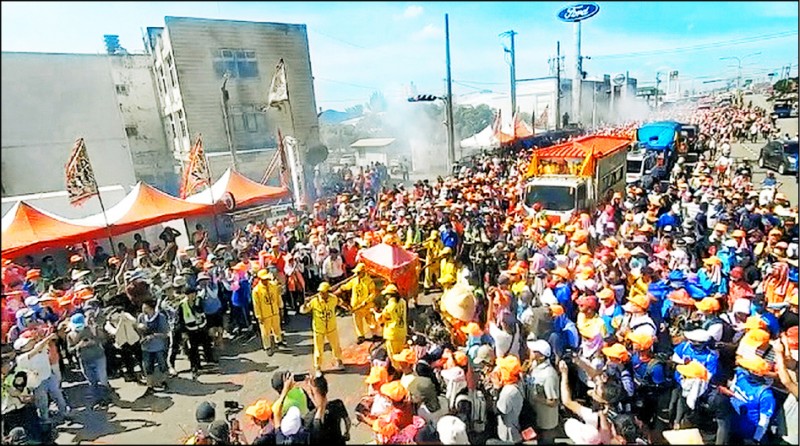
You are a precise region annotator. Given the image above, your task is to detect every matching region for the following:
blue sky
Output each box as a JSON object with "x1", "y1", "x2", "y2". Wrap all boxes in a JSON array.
[{"x1": 2, "y1": 1, "x2": 797, "y2": 110}]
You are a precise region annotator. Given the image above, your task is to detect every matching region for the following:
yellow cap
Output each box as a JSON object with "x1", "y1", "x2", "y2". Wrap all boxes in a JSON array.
[{"x1": 318, "y1": 282, "x2": 331, "y2": 292}]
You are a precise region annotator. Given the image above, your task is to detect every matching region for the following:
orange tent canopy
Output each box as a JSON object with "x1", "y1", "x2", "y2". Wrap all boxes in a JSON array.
[
  {"x1": 185, "y1": 168, "x2": 290, "y2": 209},
  {"x1": 70, "y1": 182, "x2": 213, "y2": 237},
  {"x1": 1, "y1": 201, "x2": 107, "y2": 258},
  {"x1": 533, "y1": 135, "x2": 630, "y2": 159}
]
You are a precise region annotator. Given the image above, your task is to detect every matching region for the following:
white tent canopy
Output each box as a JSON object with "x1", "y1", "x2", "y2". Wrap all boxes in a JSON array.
[{"x1": 459, "y1": 123, "x2": 499, "y2": 150}]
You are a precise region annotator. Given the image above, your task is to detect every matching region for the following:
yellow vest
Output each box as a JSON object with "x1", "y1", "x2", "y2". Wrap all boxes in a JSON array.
[
  {"x1": 381, "y1": 297, "x2": 407, "y2": 341},
  {"x1": 340, "y1": 275, "x2": 375, "y2": 311},
  {"x1": 440, "y1": 258, "x2": 456, "y2": 279},
  {"x1": 302, "y1": 295, "x2": 339, "y2": 334},
  {"x1": 253, "y1": 280, "x2": 282, "y2": 319}
]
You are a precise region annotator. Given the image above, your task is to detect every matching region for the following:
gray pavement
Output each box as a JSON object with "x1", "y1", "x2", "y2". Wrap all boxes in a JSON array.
[{"x1": 54, "y1": 294, "x2": 441, "y2": 445}]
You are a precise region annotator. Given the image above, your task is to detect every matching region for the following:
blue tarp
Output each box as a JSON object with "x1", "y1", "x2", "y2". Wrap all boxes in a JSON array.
[{"x1": 636, "y1": 121, "x2": 681, "y2": 151}]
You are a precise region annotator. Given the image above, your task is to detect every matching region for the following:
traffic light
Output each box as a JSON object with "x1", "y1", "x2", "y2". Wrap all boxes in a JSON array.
[{"x1": 408, "y1": 94, "x2": 439, "y2": 102}]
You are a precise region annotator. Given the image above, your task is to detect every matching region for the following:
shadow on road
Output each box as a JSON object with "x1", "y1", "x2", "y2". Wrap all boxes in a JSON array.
[
  {"x1": 59, "y1": 408, "x2": 159, "y2": 443},
  {"x1": 160, "y1": 376, "x2": 243, "y2": 396},
  {"x1": 114, "y1": 391, "x2": 175, "y2": 413},
  {"x1": 219, "y1": 357, "x2": 278, "y2": 375}
]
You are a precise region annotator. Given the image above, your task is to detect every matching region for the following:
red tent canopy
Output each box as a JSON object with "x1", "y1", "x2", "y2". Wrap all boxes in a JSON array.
[
  {"x1": 1, "y1": 201, "x2": 107, "y2": 258},
  {"x1": 185, "y1": 168, "x2": 290, "y2": 209},
  {"x1": 70, "y1": 182, "x2": 213, "y2": 237},
  {"x1": 358, "y1": 243, "x2": 420, "y2": 297},
  {"x1": 534, "y1": 135, "x2": 630, "y2": 159}
]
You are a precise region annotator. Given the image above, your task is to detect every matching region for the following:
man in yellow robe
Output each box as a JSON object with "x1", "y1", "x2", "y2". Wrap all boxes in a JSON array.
[
  {"x1": 299, "y1": 282, "x2": 346, "y2": 372},
  {"x1": 252, "y1": 269, "x2": 284, "y2": 356},
  {"x1": 336, "y1": 263, "x2": 380, "y2": 344}
]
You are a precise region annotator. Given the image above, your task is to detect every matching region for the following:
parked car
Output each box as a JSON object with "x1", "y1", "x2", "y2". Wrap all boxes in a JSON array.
[
  {"x1": 771, "y1": 102, "x2": 798, "y2": 119},
  {"x1": 759, "y1": 139, "x2": 799, "y2": 175}
]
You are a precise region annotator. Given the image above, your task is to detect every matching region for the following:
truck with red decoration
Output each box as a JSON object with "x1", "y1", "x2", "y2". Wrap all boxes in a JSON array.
[{"x1": 521, "y1": 135, "x2": 629, "y2": 223}]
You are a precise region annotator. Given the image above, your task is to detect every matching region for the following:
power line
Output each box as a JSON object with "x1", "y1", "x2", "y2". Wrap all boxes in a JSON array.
[
  {"x1": 308, "y1": 29, "x2": 369, "y2": 50},
  {"x1": 315, "y1": 77, "x2": 378, "y2": 90},
  {"x1": 592, "y1": 30, "x2": 798, "y2": 59}
]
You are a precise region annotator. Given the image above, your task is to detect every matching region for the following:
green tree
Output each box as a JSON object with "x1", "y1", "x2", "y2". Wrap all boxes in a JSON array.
[
  {"x1": 368, "y1": 91, "x2": 388, "y2": 113},
  {"x1": 452, "y1": 104, "x2": 494, "y2": 140}
]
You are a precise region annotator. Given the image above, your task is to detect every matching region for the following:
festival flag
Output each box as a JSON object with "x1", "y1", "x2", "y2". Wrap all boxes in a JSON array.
[
  {"x1": 179, "y1": 134, "x2": 211, "y2": 199},
  {"x1": 578, "y1": 143, "x2": 596, "y2": 177},
  {"x1": 278, "y1": 130, "x2": 292, "y2": 188},
  {"x1": 65, "y1": 138, "x2": 99, "y2": 206},
  {"x1": 267, "y1": 58, "x2": 289, "y2": 108},
  {"x1": 259, "y1": 148, "x2": 281, "y2": 185}
]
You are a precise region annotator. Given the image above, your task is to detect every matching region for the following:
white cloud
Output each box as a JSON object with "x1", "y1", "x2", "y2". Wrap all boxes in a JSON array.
[
  {"x1": 402, "y1": 5, "x2": 424, "y2": 19},
  {"x1": 411, "y1": 24, "x2": 443, "y2": 41}
]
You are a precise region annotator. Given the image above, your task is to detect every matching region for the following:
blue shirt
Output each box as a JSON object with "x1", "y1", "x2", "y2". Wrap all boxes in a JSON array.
[
  {"x1": 656, "y1": 212, "x2": 680, "y2": 230},
  {"x1": 601, "y1": 304, "x2": 624, "y2": 336},
  {"x1": 440, "y1": 229, "x2": 458, "y2": 250},
  {"x1": 554, "y1": 283, "x2": 573, "y2": 316},
  {"x1": 631, "y1": 353, "x2": 666, "y2": 386},
  {"x1": 231, "y1": 278, "x2": 252, "y2": 307},
  {"x1": 730, "y1": 368, "x2": 776, "y2": 441},
  {"x1": 750, "y1": 310, "x2": 780, "y2": 338},
  {"x1": 672, "y1": 341, "x2": 719, "y2": 384}
]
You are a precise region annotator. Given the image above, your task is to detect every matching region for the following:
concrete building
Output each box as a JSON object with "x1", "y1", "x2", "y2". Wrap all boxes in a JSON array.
[
  {"x1": 456, "y1": 73, "x2": 639, "y2": 131},
  {"x1": 1, "y1": 52, "x2": 174, "y2": 215},
  {"x1": 145, "y1": 16, "x2": 322, "y2": 184}
]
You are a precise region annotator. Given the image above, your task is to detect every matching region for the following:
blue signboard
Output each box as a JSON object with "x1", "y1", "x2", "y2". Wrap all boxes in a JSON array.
[{"x1": 557, "y1": 3, "x2": 600, "y2": 22}]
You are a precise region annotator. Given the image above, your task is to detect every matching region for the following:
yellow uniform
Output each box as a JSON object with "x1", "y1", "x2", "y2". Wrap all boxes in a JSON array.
[
  {"x1": 511, "y1": 280, "x2": 528, "y2": 297},
  {"x1": 439, "y1": 257, "x2": 457, "y2": 291},
  {"x1": 300, "y1": 294, "x2": 343, "y2": 370},
  {"x1": 422, "y1": 238, "x2": 443, "y2": 288},
  {"x1": 340, "y1": 275, "x2": 378, "y2": 339},
  {"x1": 378, "y1": 296, "x2": 407, "y2": 368},
  {"x1": 252, "y1": 279, "x2": 283, "y2": 348}
]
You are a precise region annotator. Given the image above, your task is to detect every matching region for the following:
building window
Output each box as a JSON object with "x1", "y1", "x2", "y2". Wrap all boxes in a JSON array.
[
  {"x1": 165, "y1": 53, "x2": 178, "y2": 87},
  {"x1": 115, "y1": 84, "x2": 129, "y2": 95},
  {"x1": 168, "y1": 114, "x2": 177, "y2": 139},
  {"x1": 125, "y1": 125, "x2": 138, "y2": 137},
  {"x1": 213, "y1": 49, "x2": 259, "y2": 78},
  {"x1": 231, "y1": 104, "x2": 266, "y2": 133},
  {"x1": 177, "y1": 109, "x2": 188, "y2": 138}
]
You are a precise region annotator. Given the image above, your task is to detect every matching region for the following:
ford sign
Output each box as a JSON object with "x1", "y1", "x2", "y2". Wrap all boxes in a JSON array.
[{"x1": 557, "y1": 3, "x2": 600, "y2": 22}]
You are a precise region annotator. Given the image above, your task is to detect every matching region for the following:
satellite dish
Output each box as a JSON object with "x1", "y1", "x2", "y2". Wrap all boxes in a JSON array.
[{"x1": 612, "y1": 73, "x2": 626, "y2": 86}]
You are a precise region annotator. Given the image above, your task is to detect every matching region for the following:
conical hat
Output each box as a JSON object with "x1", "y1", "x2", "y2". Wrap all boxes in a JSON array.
[
  {"x1": 440, "y1": 283, "x2": 476, "y2": 322},
  {"x1": 662, "y1": 428, "x2": 703, "y2": 445}
]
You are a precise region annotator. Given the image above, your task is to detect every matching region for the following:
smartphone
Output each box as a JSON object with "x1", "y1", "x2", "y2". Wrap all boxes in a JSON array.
[
  {"x1": 293, "y1": 372, "x2": 309, "y2": 382},
  {"x1": 522, "y1": 427, "x2": 537, "y2": 441}
]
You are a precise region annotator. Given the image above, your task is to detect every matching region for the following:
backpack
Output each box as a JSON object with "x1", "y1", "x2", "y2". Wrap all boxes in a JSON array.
[
  {"x1": 514, "y1": 382, "x2": 537, "y2": 433},
  {"x1": 455, "y1": 389, "x2": 487, "y2": 433},
  {"x1": 704, "y1": 316, "x2": 735, "y2": 344},
  {"x1": 644, "y1": 353, "x2": 675, "y2": 390}
]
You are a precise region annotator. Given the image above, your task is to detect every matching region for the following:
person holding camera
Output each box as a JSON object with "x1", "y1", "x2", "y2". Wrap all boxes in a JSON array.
[
  {"x1": 305, "y1": 373, "x2": 351, "y2": 445},
  {"x1": 2, "y1": 353, "x2": 43, "y2": 442},
  {"x1": 273, "y1": 373, "x2": 311, "y2": 445}
]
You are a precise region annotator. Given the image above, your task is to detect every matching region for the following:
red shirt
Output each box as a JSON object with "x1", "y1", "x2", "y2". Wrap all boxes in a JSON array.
[{"x1": 342, "y1": 243, "x2": 359, "y2": 268}]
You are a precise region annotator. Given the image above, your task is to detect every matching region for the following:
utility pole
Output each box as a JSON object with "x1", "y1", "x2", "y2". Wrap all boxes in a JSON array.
[
  {"x1": 444, "y1": 13, "x2": 455, "y2": 169},
  {"x1": 220, "y1": 73, "x2": 238, "y2": 170},
  {"x1": 655, "y1": 72, "x2": 662, "y2": 111},
  {"x1": 501, "y1": 30, "x2": 518, "y2": 116},
  {"x1": 556, "y1": 41, "x2": 561, "y2": 130},
  {"x1": 573, "y1": 21, "x2": 582, "y2": 126}
]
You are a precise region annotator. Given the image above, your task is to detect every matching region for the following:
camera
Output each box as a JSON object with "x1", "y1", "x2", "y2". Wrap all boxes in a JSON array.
[
  {"x1": 224, "y1": 400, "x2": 242, "y2": 413},
  {"x1": 293, "y1": 373, "x2": 309, "y2": 382}
]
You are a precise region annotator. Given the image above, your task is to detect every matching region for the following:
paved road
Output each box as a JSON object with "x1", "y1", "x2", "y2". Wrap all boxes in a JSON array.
[
  {"x1": 54, "y1": 293, "x2": 443, "y2": 445},
  {"x1": 729, "y1": 121, "x2": 799, "y2": 206}
]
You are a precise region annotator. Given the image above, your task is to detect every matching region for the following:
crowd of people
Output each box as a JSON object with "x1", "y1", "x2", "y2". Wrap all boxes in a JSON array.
[{"x1": 1, "y1": 95, "x2": 798, "y2": 445}]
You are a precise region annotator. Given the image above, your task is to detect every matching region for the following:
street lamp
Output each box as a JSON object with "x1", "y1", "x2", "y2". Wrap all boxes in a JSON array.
[{"x1": 720, "y1": 52, "x2": 761, "y2": 92}]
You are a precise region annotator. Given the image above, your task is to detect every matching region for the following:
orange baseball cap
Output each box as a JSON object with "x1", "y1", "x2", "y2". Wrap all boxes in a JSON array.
[
  {"x1": 601, "y1": 343, "x2": 630, "y2": 362},
  {"x1": 25, "y1": 269, "x2": 41, "y2": 280},
  {"x1": 380, "y1": 381, "x2": 408, "y2": 402},
  {"x1": 550, "y1": 304, "x2": 565, "y2": 316},
  {"x1": 626, "y1": 332, "x2": 654, "y2": 351},
  {"x1": 677, "y1": 360, "x2": 710, "y2": 380},
  {"x1": 392, "y1": 348, "x2": 417, "y2": 364},
  {"x1": 736, "y1": 355, "x2": 771, "y2": 376},
  {"x1": 70, "y1": 255, "x2": 82, "y2": 263},
  {"x1": 743, "y1": 316, "x2": 767, "y2": 331},
  {"x1": 552, "y1": 267, "x2": 570, "y2": 279},
  {"x1": 597, "y1": 288, "x2": 615, "y2": 302},
  {"x1": 245, "y1": 400, "x2": 273, "y2": 421},
  {"x1": 626, "y1": 293, "x2": 651, "y2": 311},
  {"x1": 695, "y1": 297, "x2": 721, "y2": 313},
  {"x1": 365, "y1": 365, "x2": 389, "y2": 385},
  {"x1": 741, "y1": 329, "x2": 770, "y2": 348}
]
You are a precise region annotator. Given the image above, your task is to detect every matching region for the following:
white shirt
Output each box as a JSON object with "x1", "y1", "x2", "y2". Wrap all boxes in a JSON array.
[
  {"x1": 322, "y1": 255, "x2": 345, "y2": 279},
  {"x1": 16, "y1": 349, "x2": 51, "y2": 389}
]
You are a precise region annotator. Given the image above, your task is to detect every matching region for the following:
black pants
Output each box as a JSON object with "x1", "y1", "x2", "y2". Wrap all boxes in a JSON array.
[
  {"x1": 109, "y1": 342, "x2": 140, "y2": 377},
  {"x1": 186, "y1": 329, "x2": 214, "y2": 372},
  {"x1": 169, "y1": 325, "x2": 182, "y2": 368}
]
